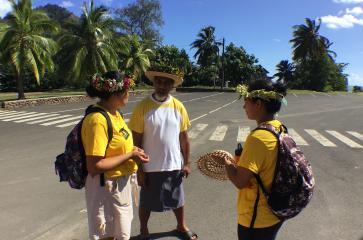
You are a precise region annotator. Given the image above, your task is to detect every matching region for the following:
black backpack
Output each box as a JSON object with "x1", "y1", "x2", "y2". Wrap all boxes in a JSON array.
[
  {"x1": 55, "y1": 105, "x2": 113, "y2": 189},
  {"x1": 250, "y1": 124, "x2": 315, "y2": 228}
]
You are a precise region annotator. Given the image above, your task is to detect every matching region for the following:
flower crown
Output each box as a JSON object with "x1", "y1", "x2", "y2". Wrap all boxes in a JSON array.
[
  {"x1": 236, "y1": 84, "x2": 284, "y2": 101},
  {"x1": 91, "y1": 73, "x2": 135, "y2": 93}
]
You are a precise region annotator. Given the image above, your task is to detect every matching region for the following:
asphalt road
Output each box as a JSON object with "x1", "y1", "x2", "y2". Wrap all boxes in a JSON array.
[{"x1": 0, "y1": 91, "x2": 362, "y2": 240}]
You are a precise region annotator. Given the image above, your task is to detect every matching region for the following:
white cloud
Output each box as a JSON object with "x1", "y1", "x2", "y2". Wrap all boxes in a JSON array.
[
  {"x1": 60, "y1": 1, "x2": 74, "y2": 8},
  {"x1": 349, "y1": 73, "x2": 363, "y2": 86},
  {"x1": 0, "y1": 0, "x2": 11, "y2": 18},
  {"x1": 346, "y1": 7, "x2": 363, "y2": 15},
  {"x1": 334, "y1": 0, "x2": 363, "y2": 3},
  {"x1": 273, "y1": 38, "x2": 281, "y2": 42},
  {"x1": 321, "y1": 14, "x2": 363, "y2": 28}
]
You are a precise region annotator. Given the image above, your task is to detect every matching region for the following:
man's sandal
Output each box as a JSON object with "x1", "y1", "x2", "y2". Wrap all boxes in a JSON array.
[{"x1": 175, "y1": 230, "x2": 198, "y2": 240}]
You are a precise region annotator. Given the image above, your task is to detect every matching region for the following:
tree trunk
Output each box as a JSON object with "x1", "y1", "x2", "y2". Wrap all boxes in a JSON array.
[{"x1": 17, "y1": 70, "x2": 25, "y2": 100}]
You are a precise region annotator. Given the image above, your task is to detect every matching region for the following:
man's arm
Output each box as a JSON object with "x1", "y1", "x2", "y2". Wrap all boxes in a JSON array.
[{"x1": 179, "y1": 131, "x2": 191, "y2": 177}]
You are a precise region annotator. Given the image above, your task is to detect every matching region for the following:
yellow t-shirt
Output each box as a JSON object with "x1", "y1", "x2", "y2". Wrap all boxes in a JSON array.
[
  {"x1": 81, "y1": 106, "x2": 137, "y2": 178},
  {"x1": 237, "y1": 119, "x2": 282, "y2": 228}
]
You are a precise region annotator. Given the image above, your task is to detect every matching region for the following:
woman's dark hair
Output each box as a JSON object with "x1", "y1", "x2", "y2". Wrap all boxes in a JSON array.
[
  {"x1": 86, "y1": 71, "x2": 124, "y2": 100},
  {"x1": 248, "y1": 79, "x2": 287, "y2": 114}
]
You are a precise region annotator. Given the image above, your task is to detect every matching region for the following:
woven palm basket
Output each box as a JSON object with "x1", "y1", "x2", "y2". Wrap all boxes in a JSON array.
[{"x1": 197, "y1": 150, "x2": 234, "y2": 181}]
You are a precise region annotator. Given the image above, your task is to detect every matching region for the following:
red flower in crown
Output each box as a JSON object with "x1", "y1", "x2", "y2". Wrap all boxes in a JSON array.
[{"x1": 123, "y1": 77, "x2": 130, "y2": 89}]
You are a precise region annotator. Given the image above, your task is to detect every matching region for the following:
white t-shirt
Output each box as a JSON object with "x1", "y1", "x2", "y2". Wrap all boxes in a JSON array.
[{"x1": 128, "y1": 94, "x2": 190, "y2": 172}]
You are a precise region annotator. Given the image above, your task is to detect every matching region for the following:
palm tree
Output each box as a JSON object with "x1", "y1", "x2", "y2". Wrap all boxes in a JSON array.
[
  {"x1": 290, "y1": 18, "x2": 329, "y2": 63},
  {"x1": 117, "y1": 34, "x2": 153, "y2": 81},
  {"x1": 57, "y1": 0, "x2": 120, "y2": 85},
  {"x1": 274, "y1": 60, "x2": 295, "y2": 86},
  {"x1": 190, "y1": 26, "x2": 221, "y2": 67},
  {"x1": 0, "y1": 0, "x2": 58, "y2": 99}
]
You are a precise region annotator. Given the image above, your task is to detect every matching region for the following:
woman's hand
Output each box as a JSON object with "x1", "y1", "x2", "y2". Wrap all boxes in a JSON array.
[{"x1": 131, "y1": 146, "x2": 149, "y2": 164}]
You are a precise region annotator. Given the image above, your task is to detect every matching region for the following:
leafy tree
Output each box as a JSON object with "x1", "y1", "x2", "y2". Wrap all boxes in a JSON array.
[
  {"x1": 57, "y1": 0, "x2": 120, "y2": 86},
  {"x1": 0, "y1": 0, "x2": 58, "y2": 99},
  {"x1": 223, "y1": 43, "x2": 258, "y2": 86},
  {"x1": 117, "y1": 34, "x2": 153, "y2": 81},
  {"x1": 273, "y1": 60, "x2": 295, "y2": 87},
  {"x1": 115, "y1": 0, "x2": 164, "y2": 45},
  {"x1": 190, "y1": 26, "x2": 221, "y2": 67},
  {"x1": 353, "y1": 86, "x2": 362, "y2": 92},
  {"x1": 290, "y1": 18, "x2": 329, "y2": 63}
]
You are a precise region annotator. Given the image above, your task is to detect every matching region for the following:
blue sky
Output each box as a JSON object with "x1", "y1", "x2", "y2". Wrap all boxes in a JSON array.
[{"x1": 1, "y1": 0, "x2": 362, "y2": 86}]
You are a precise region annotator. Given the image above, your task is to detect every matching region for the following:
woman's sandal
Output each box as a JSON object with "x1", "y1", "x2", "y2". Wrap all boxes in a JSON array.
[{"x1": 175, "y1": 230, "x2": 198, "y2": 240}]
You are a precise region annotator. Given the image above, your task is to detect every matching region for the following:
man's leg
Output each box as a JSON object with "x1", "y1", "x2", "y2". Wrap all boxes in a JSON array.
[
  {"x1": 139, "y1": 207, "x2": 151, "y2": 236},
  {"x1": 173, "y1": 206, "x2": 188, "y2": 232}
]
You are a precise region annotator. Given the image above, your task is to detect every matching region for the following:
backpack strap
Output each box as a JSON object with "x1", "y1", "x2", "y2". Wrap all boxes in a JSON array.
[
  {"x1": 248, "y1": 123, "x2": 284, "y2": 228},
  {"x1": 85, "y1": 105, "x2": 114, "y2": 187}
]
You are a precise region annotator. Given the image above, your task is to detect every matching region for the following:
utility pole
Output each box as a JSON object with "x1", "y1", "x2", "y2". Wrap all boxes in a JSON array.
[{"x1": 221, "y1": 38, "x2": 225, "y2": 89}]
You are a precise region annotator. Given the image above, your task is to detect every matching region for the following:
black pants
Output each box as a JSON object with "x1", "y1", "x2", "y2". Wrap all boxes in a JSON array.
[{"x1": 238, "y1": 222, "x2": 283, "y2": 240}]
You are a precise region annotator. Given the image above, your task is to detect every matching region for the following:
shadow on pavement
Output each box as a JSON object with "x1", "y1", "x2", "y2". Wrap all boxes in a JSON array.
[{"x1": 130, "y1": 230, "x2": 181, "y2": 239}]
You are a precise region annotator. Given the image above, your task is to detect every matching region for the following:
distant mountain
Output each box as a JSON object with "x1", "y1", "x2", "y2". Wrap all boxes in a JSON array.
[{"x1": 36, "y1": 4, "x2": 79, "y2": 27}]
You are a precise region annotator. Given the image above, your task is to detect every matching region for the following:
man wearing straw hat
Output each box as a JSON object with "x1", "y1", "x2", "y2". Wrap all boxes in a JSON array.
[{"x1": 129, "y1": 68, "x2": 198, "y2": 240}]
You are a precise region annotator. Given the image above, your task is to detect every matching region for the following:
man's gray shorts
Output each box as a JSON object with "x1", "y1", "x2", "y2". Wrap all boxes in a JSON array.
[{"x1": 139, "y1": 170, "x2": 185, "y2": 212}]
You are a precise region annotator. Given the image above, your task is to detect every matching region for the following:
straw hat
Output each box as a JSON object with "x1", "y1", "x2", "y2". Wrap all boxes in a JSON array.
[
  {"x1": 145, "y1": 71, "x2": 183, "y2": 87},
  {"x1": 197, "y1": 150, "x2": 235, "y2": 181}
]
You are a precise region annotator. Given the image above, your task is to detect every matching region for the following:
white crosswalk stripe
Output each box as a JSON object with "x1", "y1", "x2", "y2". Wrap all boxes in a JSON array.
[
  {"x1": 304, "y1": 129, "x2": 337, "y2": 147},
  {"x1": 15, "y1": 113, "x2": 60, "y2": 123},
  {"x1": 1, "y1": 110, "x2": 362, "y2": 150},
  {"x1": 237, "y1": 126, "x2": 250, "y2": 142},
  {"x1": 209, "y1": 125, "x2": 228, "y2": 141},
  {"x1": 2, "y1": 112, "x2": 48, "y2": 122},
  {"x1": 326, "y1": 130, "x2": 363, "y2": 149},
  {"x1": 189, "y1": 123, "x2": 208, "y2": 139},
  {"x1": 288, "y1": 128, "x2": 309, "y2": 146},
  {"x1": 40, "y1": 115, "x2": 83, "y2": 126},
  {"x1": 27, "y1": 114, "x2": 73, "y2": 124},
  {"x1": 0, "y1": 111, "x2": 37, "y2": 119},
  {"x1": 346, "y1": 131, "x2": 363, "y2": 142}
]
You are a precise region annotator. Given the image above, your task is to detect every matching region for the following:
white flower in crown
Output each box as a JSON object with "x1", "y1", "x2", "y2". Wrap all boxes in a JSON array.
[{"x1": 117, "y1": 81, "x2": 124, "y2": 90}]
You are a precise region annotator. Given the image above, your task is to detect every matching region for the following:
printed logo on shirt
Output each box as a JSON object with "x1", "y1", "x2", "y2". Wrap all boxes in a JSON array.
[{"x1": 119, "y1": 127, "x2": 130, "y2": 140}]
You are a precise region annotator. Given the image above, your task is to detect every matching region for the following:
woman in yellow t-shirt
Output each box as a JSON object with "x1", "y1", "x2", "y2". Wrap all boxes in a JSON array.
[
  {"x1": 82, "y1": 71, "x2": 149, "y2": 240},
  {"x1": 224, "y1": 79, "x2": 287, "y2": 240}
]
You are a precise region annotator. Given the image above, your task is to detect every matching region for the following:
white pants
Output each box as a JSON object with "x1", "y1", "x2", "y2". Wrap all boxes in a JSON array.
[{"x1": 85, "y1": 174, "x2": 133, "y2": 240}]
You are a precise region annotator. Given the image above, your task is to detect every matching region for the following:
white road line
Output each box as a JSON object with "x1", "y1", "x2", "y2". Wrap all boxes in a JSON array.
[
  {"x1": 188, "y1": 123, "x2": 208, "y2": 139},
  {"x1": 305, "y1": 129, "x2": 336, "y2": 147},
  {"x1": 15, "y1": 114, "x2": 60, "y2": 123},
  {"x1": 209, "y1": 107, "x2": 222, "y2": 113},
  {"x1": 183, "y1": 93, "x2": 224, "y2": 103},
  {"x1": 237, "y1": 126, "x2": 250, "y2": 142},
  {"x1": 346, "y1": 131, "x2": 363, "y2": 142},
  {"x1": 311, "y1": 94, "x2": 317, "y2": 98},
  {"x1": 50, "y1": 108, "x2": 85, "y2": 113},
  {"x1": 0, "y1": 112, "x2": 37, "y2": 120},
  {"x1": 0, "y1": 111, "x2": 27, "y2": 117},
  {"x1": 209, "y1": 125, "x2": 228, "y2": 141},
  {"x1": 190, "y1": 114, "x2": 207, "y2": 123},
  {"x1": 2, "y1": 112, "x2": 48, "y2": 122},
  {"x1": 288, "y1": 128, "x2": 309, "y2": 146},
  {"x1": 56, "y1": 120, "x2": 81, "y2": 128},
  {"x1": 326, "y1": 130, "x2": 363, "y2": 149},
  {"x1": 27, "y1": 114, "x2": 73, "y2": 124},
  {"x1": 293, "y1": 93, "x2": 298, "y2": 97},
  {"x1": 40, "y1": 116, "x2": 83, "y2": 126},
  {"x1": 0, "y1": 110, "x2": 18, "y2": 115}
]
